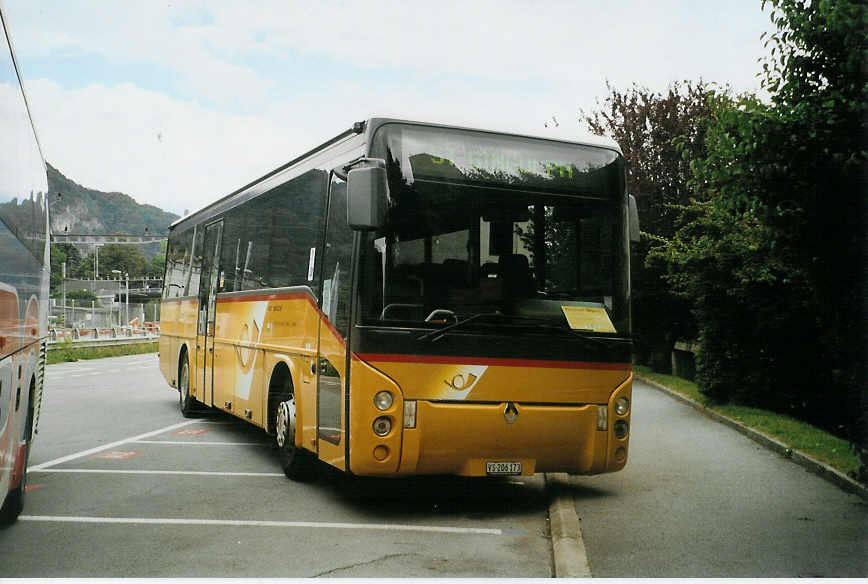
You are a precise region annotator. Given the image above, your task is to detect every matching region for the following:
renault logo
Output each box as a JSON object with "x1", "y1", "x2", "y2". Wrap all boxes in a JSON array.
[{"x1": 504, "y1": 402, "x2": 518, "y2": 424}]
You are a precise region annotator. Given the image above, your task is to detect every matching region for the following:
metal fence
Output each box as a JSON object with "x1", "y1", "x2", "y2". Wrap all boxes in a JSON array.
[
  {"x1": 48, "y1": 325, "x2": 158, "y2": 344},
  {"x1": 49, "y1": 298, "x2": 160, "y2": 330}
]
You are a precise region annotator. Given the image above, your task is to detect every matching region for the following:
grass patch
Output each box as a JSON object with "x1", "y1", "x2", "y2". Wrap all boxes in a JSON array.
[
  {"x1": 47, "y1": 340, "x2": 158, "y2": 365},
  {"x1": 636, "y1": 366, "x2": 861, "y2": 479}
]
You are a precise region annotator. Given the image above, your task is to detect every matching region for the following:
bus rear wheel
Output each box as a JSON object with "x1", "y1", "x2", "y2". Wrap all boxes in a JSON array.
[
  {"x1": 1, "y1": 379, "x2": 34, "y2": 527},
  {"x1": 178, "y1": 354, "x2": 197, "y2": 418},
  {"x1": 275, "y1": 395, "x2": 315, "y2": 480},
  {"x1": 0, "y1": 456, "x2": 25, "y2": 527}
]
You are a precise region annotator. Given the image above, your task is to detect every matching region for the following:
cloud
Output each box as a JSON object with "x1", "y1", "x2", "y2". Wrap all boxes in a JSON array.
[
  {"x1": 25, "y1": 73, "x2": 603, "y2": 218},
  {"x1": 25, "y1": 79, "x2": 307, "y2": 216},
  {"x1": 9, "y1": 1, "x2": 773, "y2": 95},
  {"x1": 203, "y1": 1, "x2": 771, "y2": 90},
  {"x1": 6, "y1": 1, "x2": 775, "y2": 216}
]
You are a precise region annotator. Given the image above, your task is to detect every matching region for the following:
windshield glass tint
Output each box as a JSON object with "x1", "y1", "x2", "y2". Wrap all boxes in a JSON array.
[{"x1": 360, "y1": 124, "x2": 629, "y2": 335}]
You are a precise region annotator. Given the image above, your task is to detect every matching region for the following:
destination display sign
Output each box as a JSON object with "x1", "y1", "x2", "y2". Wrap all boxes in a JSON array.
[{"x1": 374, "y1": 123, "x2": 622, "y2": 196}]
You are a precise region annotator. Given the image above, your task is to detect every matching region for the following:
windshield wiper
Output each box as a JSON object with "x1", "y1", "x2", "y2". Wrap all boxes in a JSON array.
[
  {"x1": 416, "y1": 313, "x2": 487, "y2": 342},
  {"x1": 414, "y1": 312, "x2": 624, "y2": 348},
  {"x1": 473, "y1": 315, "x2": 617, "y2": 349}
]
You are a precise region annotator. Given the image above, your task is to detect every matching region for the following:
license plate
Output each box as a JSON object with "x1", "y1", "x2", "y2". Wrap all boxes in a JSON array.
[{"x1": 486, "y1": 461, "x2": 522, "y2": 476}]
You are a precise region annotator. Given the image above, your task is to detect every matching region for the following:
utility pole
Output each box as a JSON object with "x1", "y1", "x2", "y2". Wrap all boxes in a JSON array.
[
  {"x1": 93, "y1": 243, "x2": 101, "y2": 294},
  {"x1": 111, "y1": 270, "x2": 121, "y2": 327},
  {"x1": 61, "y1": 261, "x2": 67, "y2": 328}
]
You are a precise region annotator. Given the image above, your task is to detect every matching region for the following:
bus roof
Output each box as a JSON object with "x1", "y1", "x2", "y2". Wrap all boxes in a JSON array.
[
  {"x1": 171, "y1": 115, "x2": 622, "y2": 230},
  {"x1": 365, "y1": 115, "x2": 622, "y2": 154}
]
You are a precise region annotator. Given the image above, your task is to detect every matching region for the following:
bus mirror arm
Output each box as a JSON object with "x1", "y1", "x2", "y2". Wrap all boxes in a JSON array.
[{"x1": 347, "y1": 158, "x2": 388, "y2": 231}]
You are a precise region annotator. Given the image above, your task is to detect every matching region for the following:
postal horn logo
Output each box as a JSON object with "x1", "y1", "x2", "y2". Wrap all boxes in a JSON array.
[
  {"x1": 443, "y1": 365, "x2": 488, "y2": 399},
  {"x1": 236, "y1": 320, "x2": 260, "y2": 369}
]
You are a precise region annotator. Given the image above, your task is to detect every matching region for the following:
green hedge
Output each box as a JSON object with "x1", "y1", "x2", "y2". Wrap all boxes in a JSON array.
[{"x1": 47, "y1": 340, "x2": 158, "y2": 364}]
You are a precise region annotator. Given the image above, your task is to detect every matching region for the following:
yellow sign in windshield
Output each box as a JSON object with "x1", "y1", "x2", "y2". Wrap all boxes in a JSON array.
[{"x1": 561, "y1": 305, "x2": 616, "y2": 333}]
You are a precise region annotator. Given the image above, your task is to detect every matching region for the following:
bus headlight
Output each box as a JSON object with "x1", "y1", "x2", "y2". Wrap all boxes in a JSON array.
[
  {"x1": 373, "y1": 416, "x2": 392, "y2": 436},
  {"x1": 614, "y1": 397, "x2": 630, "y2": 416},
  {"x1": 614, "y1": 419, "x2": 629, "y2": 439},
  {"x1": 374, "y1": 391, "x2": 393, "y2": 411}
]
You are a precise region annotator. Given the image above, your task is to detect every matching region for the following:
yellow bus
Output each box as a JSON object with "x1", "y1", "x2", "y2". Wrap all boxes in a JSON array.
[{"x1": 159, "y1": 117, "x2": 639, "y2": 480}]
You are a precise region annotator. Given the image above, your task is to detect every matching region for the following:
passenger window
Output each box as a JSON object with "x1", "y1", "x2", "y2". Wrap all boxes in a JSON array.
[
  {"x1": 321, "y1": 176, "x2": 353, "y2": 335},
  {"x1": 431, "y1": 229, "x2": 469, "y2": 264}
]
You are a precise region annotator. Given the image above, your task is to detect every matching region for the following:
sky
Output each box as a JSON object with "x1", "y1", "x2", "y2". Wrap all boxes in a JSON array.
[{"x1": 4, "y1": 1, "x2": 775, "y2": 218}]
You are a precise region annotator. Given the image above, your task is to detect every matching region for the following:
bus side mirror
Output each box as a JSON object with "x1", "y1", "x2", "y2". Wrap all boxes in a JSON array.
[
  {"x1": 628, "y1": 194, "x2": 640, "y2": 243},
  {"x1": 347, "y1": 160, "x2": 387, "y2": 230}
]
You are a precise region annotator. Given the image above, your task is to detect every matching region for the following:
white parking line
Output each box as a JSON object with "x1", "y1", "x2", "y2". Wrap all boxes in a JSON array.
[
  {"x1": 133, "y1": 440, "x2": 268, "y2": 446},
  {"x1": 29, "y1": 420, "x2": 199, "y2": 470},
  {"x1": 112, "y1": 364, "x2": 155, "y2": 370},
  {"x1": 30, "y1": 469, "x2": 284, "y2": 477},
  {"x1": 19, "y1": 515, "x2": 504, "y2": 535},
  {"x1": 46, "y1": 368, "x2": 96, "y2": 375}
]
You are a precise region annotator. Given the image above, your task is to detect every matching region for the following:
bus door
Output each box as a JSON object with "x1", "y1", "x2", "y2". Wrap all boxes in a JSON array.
[
  {"x1": 196, "y1": 220, "x2": 223, "y2": 407},
  {"x1": 316, "y1": 174, "x2": 353, "y2": 469}
]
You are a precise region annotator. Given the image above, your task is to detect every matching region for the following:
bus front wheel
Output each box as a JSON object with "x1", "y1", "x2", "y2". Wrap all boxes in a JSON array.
[
  {"x1": 275, "y1": 395, "x2": 315, "y2": 480},
  {"x1": 178, "y1": 354, "x2": 197, "y2": 418}
]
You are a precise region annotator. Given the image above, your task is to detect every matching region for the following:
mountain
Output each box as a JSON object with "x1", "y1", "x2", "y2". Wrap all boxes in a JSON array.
[{"x1": 47, "y1": 163, "x2": 179, "y2": 237}]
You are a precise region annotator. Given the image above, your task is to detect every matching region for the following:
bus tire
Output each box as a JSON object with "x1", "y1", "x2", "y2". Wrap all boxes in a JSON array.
[
  {"x1": 178, "y1": 353, "x2": 197, "y2": 418},
  {"x1": 0, "y1": 379, "x2": 35, "y2": 527},
  {"x1": 275, "y1": 394, "x2": 315, "y2": 481},
  {"x1": 0, "y1": 475, "x2": 24, "y2": 528}
]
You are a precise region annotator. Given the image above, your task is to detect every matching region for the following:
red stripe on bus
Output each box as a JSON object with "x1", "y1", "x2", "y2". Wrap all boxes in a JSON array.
[{"x1": 356, "y1": 353, "x2": 631, "y2": 370}]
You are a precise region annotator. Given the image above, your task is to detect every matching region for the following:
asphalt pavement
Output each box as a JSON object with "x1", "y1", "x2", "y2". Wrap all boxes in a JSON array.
[
  {"x1": 3, "y1": 354, "x2": 864, "y2": 577},
  {"x1": 568, "y1": 379, "x2": 868, "y2": 578},
  {"x1": 1, "y1": 354, "x2": 552, "y2": 578}
]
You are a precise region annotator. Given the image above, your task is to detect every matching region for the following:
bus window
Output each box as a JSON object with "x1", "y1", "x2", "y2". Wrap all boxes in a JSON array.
[
  {"x1": 225, "y1": 169, "x2": 327, "y2": 292},
  {"x1": 163, "y1": 228, "x2": 194, "y2": 298},
  {"x1": 221, "y1": 214, "x2": 246, "y2": 292},
  {"x1": 188, "y1": 226, "x2": 204, "y2": 298},
  {"x1": 321, "y1": 176, "x2": 353, "y2": 333}
]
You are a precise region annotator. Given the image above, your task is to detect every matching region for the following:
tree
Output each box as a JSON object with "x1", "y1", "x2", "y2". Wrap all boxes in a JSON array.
[
  {"x1": 650, "y1": 0, "x2": 867, "y2": 464},
  {"x1": 77, "y1": 243, "x2": 149, "y2": 280},
  {"x1": 581, "y1": 80, "x2": 730, "y2": 371},
  {"x1": 62, "y1": 289, "x2": 96, "y2": 302},
  {"x1": 149, "y1": 241, "x2": 167, "y2": 277},
  {"x1": 49, "y1": 243, "x2": 81, "y2": 292}
]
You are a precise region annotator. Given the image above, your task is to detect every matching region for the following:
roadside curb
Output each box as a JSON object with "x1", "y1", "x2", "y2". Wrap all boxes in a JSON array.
[
  {"x1": 637, "y1": 375, "x2": 868, "y2": 501},
  {"x1": 544, "y1": 472, "x2": 591, "y2": 578}
]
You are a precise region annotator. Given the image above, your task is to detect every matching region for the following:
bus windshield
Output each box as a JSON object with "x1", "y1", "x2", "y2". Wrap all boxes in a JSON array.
[{"x1": 360, "y1": 123, "x2": 629, "y2": 336}]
